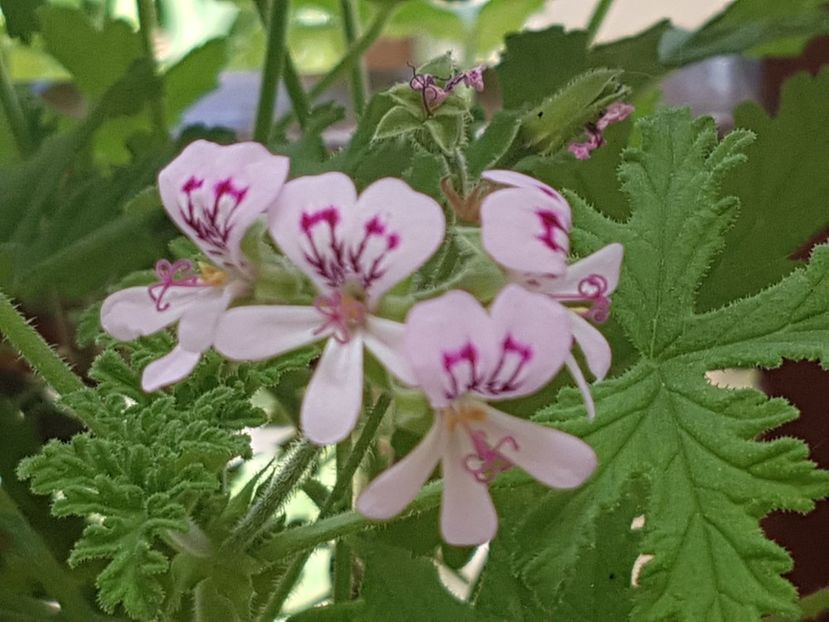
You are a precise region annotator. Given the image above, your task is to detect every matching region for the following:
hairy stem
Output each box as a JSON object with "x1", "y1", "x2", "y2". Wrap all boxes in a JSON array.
[
  {"x1": 223, "y1": 439, "x2": 319, "y2": 553},
  {"x1": 339, "y1": 0, "x2": 368, "y2": 116},
  {"x1": 253, "y1": 0, "x2": 292, "y2": 144},
  {"x1": 0, "y1": 45, "x2": 34, "y2": 156},
  {"x1": 283, "y1": 54, "x2": 310, "y2": 129},
  {"x1": 0, "y1": 488, "x2": 106, "y2": 622},
  {"x1": 333, "y1": 438, "x2": 352, "y2": 601},
  {"x1": 260, "y1": 393, "x2": 391, "y2": 616},
  {"x1": 135, "y1": 0, "x2": 167, "y2": 136},
  {"x1": 0, "y1": 290, "x2": 84, "y2": 397},
  {"x1": 586, "y1": 0, "x2": 614, "y2": 45},
  {"x1": 275, "y1": 2, "x2": 396, "y2": 130}
]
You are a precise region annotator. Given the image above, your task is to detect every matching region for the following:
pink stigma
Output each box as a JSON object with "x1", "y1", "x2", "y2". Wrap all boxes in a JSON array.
[
  {"x1": 147, "y1": 259, "x2": 203, "y2": 312},
  {"x1": 463, "y1": 430, "x2": 518, "y2": 484}
]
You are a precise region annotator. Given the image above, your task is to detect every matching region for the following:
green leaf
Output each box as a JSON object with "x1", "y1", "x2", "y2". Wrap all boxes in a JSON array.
[
  {"x1": 0, "y1": 0, "x2": 45, "y2": 43},
  {"x1": 373, "y1": 105, "x2": 422, "y2": 141},
  {"x1": 511, "y1": 109, "x2": 829, "y2": 621},
  {"x1": 425, "y1": 115, "x2": 464, "y2": 155},
  {"x1": 660, "y1": 0, "x2": 829, "y2": 65},
  {"x1": 497, "y1": 22, "x2": 670, "y2": 109},
  {"x1": 472, "y1": 0, "x2": 544, "y2": 56},
  {"x1": 465, "y1": 110, "x2": 522, "y2": 178},
  {"x1": 37, "y1": 7, "x2": 143, "y2": 98},
  {"x1": 698, "y1": 70, "x2": 829, "y2": 310},
  {"x1": 164, "y1": 38, "x2": 228, "y2": 125}
]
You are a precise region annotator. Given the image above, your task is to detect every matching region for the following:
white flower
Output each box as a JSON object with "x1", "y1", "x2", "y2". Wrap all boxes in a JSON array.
[
  {"x1": 214, "y1": 173, "x2": 445, "y2": 445},
  {"x1": 356, "y1": 285, "x2": 597, "y2": 545},
  {"x1": 100, "y1": 140, "x2": 289, "y2": 391}
]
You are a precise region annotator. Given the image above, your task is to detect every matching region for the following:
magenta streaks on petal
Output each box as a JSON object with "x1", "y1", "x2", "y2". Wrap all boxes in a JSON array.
[
  {"x1": 312, "y1": 291, "x2": 367, "y2": 343},
  {"x1": 147, "y1": 259, "x2": 203, "y2": 311},
  {"x1": 536, "y1": 208, "x2": 566, "y2": 253},
  {"x1": 485, "y1": 334, "x2": 533, "y2": 395},
  {"x1": 179, "y1": 175, "x2": 249, "y2": 262},
  {"x1": 300, "y1": 206, "x2": 347, "y2": 288},
  {"x1": 463, "y1": 429, "x2": 518, "y2": 483},
  {"x1": 442, "y1": 342, "x2": 482, "y2": 399}
]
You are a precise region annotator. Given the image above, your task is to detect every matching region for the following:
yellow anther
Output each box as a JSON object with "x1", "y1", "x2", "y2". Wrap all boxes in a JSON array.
[
  {"x1": 440, "y1": 400, "x2": 486, "y2": 431},
  {"x1": 198, "y1": 262, "x2": 228, "y2": 286}
]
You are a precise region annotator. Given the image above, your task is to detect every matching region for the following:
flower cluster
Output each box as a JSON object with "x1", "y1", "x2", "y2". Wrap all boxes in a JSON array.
[
  {"x1": 568, "y1": 102, "x2": 635, "y2": 160},
  {"x1": 101, "y1": 141, "x2": 623, "y2": 545},
  {"x1": 409, "y1": 64, "x2": 485, "y2": 114}
]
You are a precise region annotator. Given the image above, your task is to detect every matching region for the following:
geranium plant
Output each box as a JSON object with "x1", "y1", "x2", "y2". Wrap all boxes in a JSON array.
[{"x1": 1, "y1": 1, "x2": 828, "y2": 621}]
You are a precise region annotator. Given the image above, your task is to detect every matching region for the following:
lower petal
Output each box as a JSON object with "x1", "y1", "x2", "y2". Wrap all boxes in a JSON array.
[
  {"x1": 483, "y1": 406, "x2": 597, "y2": 489},
  {"x1": 356, "y1": 421, "x2": 444, "y2": 520},
  {"x1": 441, "y1": 431, "x2": 498, "y2": 546},
  {"x1": 214, "y1": 305, "x2": 323, "y2": 361},
  {"x1": 301, "y1": 337, "x2": 364, "y2": 445},
  {"x1": 571, "y1": 312, "x2": 611, "y2": 380},
  {"x1": 141, "y1": 346, "x2": 201, "y2": 392},
  {"x1": 565, "y1": 354, "x2": 596, "y2": 421},
  {"x1": 101, "y1": 285, "x2": 200, "y2": 342},
  {"x1": 363, "y1": 316, "x2": 417, "y2": 385},
  {"x1": 177, "y1": 286, "x2": 236, "y2": 353}
]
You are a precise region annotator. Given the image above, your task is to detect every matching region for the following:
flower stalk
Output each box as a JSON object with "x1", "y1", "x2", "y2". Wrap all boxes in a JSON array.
[
  {"x1": 339, "y1": 0, "x2": 368, "y2": 116},
  {"x1": 586, "y1": 0, "x2": 614, "y2": 45},
  {"x1": 135, "y1": 0, "x2": 167, "y2": 137},
  {"x1": 254, "y1": 0, "x2": 292, "y2": 144},
  {"x1": 0, "y1": 46, "x2": 34, "y2": 156}
]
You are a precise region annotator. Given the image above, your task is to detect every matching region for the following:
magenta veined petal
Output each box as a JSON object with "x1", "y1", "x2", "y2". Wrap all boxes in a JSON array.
[
  {"x1": 481, "y1": 187, "x2": 571, "y2": 276},
  {"x1": 356, "y1": 421, "x2": 444, "y2": 520},
  {"x1": 301, "y1": 337, "x2": 364, "y2": 445},
  {"x1": 481, "y1": 284, "x2": 572, "y2": 401},
  {"x1": 269, "y1": 172, "x2": 359, "y2": 294},
  {"x1": 403, "y1": 290, "x2": 499, "y2": 408},
  {"x1": 269, "y1": 175, "x2": 445, "y2": 307},
  {"x1": 158, "y1": 140, "x2": 289, "y2": 269},
  {"x1": 441, "y1": 430, "x2": 498, "y2": 545},
  {"x1": 480, "y1": 407, "x2": 597, "y2": 488},
  {"x1": 482, "y1": 170, "x2": 564, "y2": 203}
]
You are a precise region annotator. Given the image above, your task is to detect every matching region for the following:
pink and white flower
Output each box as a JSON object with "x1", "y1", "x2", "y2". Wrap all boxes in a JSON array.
[
  {"x1": 356, "y1": 285, "x2": 597, "y2": 545},
  {"x1": 101, "y1": 140, "x2": 289, "y2": 392},
  {"x1": 480, "y1": 170, "x2": 623, "y2": 420},
  {"x1": 214, "y1": 173, "x2": 445, "y2": 446}
]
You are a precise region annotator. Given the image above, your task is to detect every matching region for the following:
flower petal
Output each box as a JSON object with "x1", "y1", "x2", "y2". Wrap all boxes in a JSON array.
[
  {"x1": 482, "y1": 170, "x2": 562, "y2": 200},
  {"x1": 441, "y1": 429, "x2": 498, "y2": 546},
  {"x1": 349, "y1": 178, "x2": 445, "y2": 307},
  {"x1": 268, "y1": 172, "x2": 358, "y2": 293},
  {"x1": 213, "y1": 305, "x2": 323, "y2": 361},
  {"x1": 570, "y1": 312, "x2": 611, "y2": 380},
  {"x1": 101, "y1": 285, "x2": 204, "y2": 342},
  {"x1": 141, "y1": 346, "x2": 201, "y2": 392},
  {"x1": 481, "y1": 187, "x2": 571, "y2": 276},
  {"x1": 404, "y1": 290, "x2": 499, "y2": 408},
  {"x1": 481, "y1": 407, "x2": 597, "y2": 488},
  {"x1": 356, "y1": 421, "x2": 444, "y2": 520},
  {"x1": 363, "y1": 315, "x2": 417, "y2": 385},
  {"x1": 534, "y1": 243, "x2": 624, "y2": 298},
  {"x1": 565, "y1": 354, "x2": 596, "y2": 421},
  {"x1": 480, "y1": 284, "x2": 572, "y2": 401},
  {"x1": 177, "y1": 286, "x2": 236, "y2": 353},
  {"x1": 159, "y1": 140, "x2": 289, "y2": 269},
  {"x1": 301, "y1": 337, "x2": 364, "y2": 445}
]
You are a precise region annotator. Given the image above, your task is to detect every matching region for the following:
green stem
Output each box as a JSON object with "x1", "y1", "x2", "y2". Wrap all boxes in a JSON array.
[
  {"x1": 339, "y1": 0, "x2": 368, "y2": 116},
  {"x1": 135, "y1": 0, "x2": 167, "y2": 137},
  {"x1": 0, "y1": 488, "x2": 104, "y2": 622},
  {"x1": 253, "y1": 0, "x2": 292, "y2": 144},
  {"x1": 259, "y1": 394, "x2": 391, "y2": 616},
  {"x1": 223, "y1": 440, "x2": 319, "y2": 553},
  {"x1": 0, "y1": 290, "x2": 84, "y2": 397},
  {"x1": 274, "y1": 2, "x2": 395, "y2": 130},
  {"x1": 0, "y1": 45, "x2": 34, "y2": 156},
  {"x1": 767, "y1": 585, "x2": 829, "y2": 622},
  {"x1": 283, "y1": 54, "x2": 310, "y2": 129},
  {"x1": 586, "y1": 0, "x2": 614, "y2": 45}
]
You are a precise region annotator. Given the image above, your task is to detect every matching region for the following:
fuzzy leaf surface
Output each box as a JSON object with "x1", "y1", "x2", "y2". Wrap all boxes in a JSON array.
[{"x1": 512, "y1": 108, "x2": 829, "y2": 622}]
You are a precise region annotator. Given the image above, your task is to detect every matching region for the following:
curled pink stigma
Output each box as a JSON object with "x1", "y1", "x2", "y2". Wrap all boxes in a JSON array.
[
  {"x1": 463, "y1": 429, "x2": 518, "y2": 483},
  {"x1": 579, "y1": 274, "x2": 611, "y2": 323},
  {"x1": 147, "y1": 259, "x2": 202, "y2": 312}
]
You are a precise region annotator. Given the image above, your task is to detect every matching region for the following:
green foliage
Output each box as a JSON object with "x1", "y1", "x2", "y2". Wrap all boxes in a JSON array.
[
  {"x1": 0, "y1": 0, "x2": 45, "y2": 43},
  {"x1": 699, "y1": 70, "x2": 829, "y2": 309},
  {"x1": 509, "y1": 109, "x2": 829, "y2": 621},
  {"x1": 16, "y1": 332, "x2": 314, "y2": 619},
  {"x1": 660, "y1": 0, "x2": 829, "y2": 65}
]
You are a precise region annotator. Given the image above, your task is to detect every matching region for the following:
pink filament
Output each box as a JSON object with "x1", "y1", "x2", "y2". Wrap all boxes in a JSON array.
[
  {"x1": 463, "y1": 429, "x2": 518, "y2": 484},
  {"x1": 147, "y1": 259, "x2": 202, "y2": 312}
]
